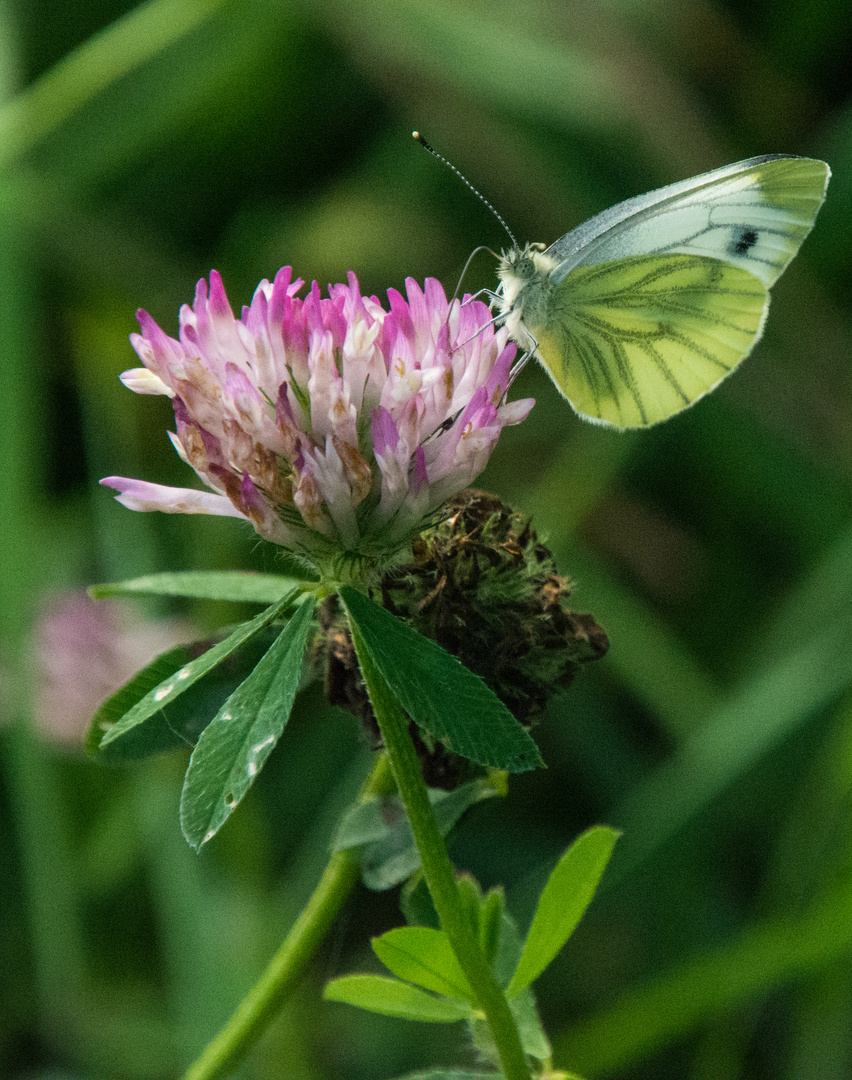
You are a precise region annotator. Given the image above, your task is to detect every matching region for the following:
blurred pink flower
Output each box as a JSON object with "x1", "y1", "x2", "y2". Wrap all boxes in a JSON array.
[
  {"x1": 102, "y1": 269, "x2": 533, "y2": 572},
  {"x1": 32, "y1": 593, "x2": 193, "y2": 747}
]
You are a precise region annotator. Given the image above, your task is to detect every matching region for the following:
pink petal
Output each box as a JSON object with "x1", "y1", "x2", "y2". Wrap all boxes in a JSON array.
[
  {"x1": 371, "y1": 406, "x2": 400, "y2": 455},
  {"x1": 100, "y1": 477, "x2": 245, "y2": 518}
]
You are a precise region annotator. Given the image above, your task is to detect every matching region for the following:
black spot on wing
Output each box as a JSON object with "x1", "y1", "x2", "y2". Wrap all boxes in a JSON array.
[
  {"x1": 644, "y1": 206, "x2": 792, "y2": 277},
  {"x1": 730, "y1": 228, "x2": 758, "y2": 256}
]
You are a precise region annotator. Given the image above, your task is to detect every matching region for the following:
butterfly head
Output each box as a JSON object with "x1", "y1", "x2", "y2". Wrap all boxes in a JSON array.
[
  {"x1": 497, "y1": 242, "x2": 556, "y2": 296},
  {"x1": 497, "y1": 241, "x2": 545, "y2": 275}
]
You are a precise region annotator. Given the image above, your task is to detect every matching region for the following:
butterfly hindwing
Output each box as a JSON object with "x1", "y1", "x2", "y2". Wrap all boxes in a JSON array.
[{"x1": 530, "y1": 254, "x2": 769, "y2": 428}]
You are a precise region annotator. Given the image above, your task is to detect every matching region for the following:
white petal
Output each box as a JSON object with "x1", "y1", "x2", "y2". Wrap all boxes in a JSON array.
[{"x1": 119, "y1": 368, "x2": 174, "y2": 397}]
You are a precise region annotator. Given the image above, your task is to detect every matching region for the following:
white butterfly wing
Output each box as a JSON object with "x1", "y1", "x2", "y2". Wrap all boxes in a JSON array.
[{"x1": 545, "y1": 156, "x2": 830, "y2": 289}]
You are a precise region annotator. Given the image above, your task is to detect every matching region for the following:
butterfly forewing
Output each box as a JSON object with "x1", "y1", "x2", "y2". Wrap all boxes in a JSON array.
[
  {"x1": 547, "y1": 157, "x2": 829, "y2": 289},
  {"x1": 532, "y1": 254, "x2": 769, "y2": 428}
]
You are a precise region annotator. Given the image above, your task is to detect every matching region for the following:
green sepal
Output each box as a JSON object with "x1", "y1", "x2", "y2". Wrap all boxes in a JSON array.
[
  {"x1": 339, "y1": 585, "x2": 542, "y2": 773},
  {"x1": 506, "y1": 825, "x2": 619, "y2": 998},
  {"x1": 372, "y1": 926, "x2": 475, "y2": 1002},
  {"x1": 179, "y1": 598, "x2": 315, "y2": 850},
  {"x1": 323, "y1": 975, "x2": 472, "y2": 1023}
]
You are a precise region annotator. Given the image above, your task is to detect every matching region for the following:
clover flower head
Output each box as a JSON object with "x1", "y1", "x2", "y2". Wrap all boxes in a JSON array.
[{"x1": 102, "y1": 268, "x2": 533, "y2": 578}]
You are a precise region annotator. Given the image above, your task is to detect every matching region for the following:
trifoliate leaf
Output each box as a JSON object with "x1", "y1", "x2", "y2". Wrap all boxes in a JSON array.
[
  {"x1": 97, "y1": 595, "x2": 295, "y2": 759},
  {"x1": 506, "y1": 826, "x2": 619, "y2": 997},
  {"x1": 323, "y1": 975, "x2": 472, "y2": 1022},
  {"x1": 340, "y1": 586, "x2": 542, "y2": 773},
  {"x1": 180, "y1": 598, "x2": 315, "y2": 850},
  {"x1": 90, "y1": 570, "x2": 314, "y2": 602},
  {"x1": 87, "y1": 627, "x2": 282, "y2": 761},
  {"x1": 372, "y1": 927, "x2": 474, "y2": 1001}
]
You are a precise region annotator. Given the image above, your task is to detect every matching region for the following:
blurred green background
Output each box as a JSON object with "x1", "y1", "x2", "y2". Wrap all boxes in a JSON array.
[{"x1": 1, "y1": 0, "x2": 851, "y2": 1077}]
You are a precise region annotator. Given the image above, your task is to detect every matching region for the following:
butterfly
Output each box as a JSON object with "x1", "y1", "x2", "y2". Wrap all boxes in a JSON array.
[{"x1": 494, "y1": 155, "x2": 830, "y2": 428}]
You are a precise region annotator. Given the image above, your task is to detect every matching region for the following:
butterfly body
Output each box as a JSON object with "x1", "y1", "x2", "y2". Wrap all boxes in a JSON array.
[
  {"x1": 497, "y1": 244, "x2": 558, "y2": 352},
  {"x1": 496, "y1": 155, "x2": 830, "y2": 428}
]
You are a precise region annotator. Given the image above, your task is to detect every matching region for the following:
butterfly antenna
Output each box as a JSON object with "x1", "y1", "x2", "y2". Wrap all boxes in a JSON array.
[
  {"x1": 450, "y1": 244, "x2": 497, "y2": 306},
  {"x1": 413, "y1": 131, "x2": 517, "y2": 248}
]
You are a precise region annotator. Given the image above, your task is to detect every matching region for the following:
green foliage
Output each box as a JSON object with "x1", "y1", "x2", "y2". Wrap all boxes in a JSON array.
[
  {"x1": 556, "y1": 874, "x2": 852, "y2": 1075},
  {"x1": 85, "y1": 621, "x2": 289, "y2": 762},
  {"x1": 90, "y1": 595, "x2": 293, "y2": 760},
  {"x1": 90, "y1": 569, "x2": 313, "y2": 603},
  {"x1": 85, "y1": 642, "x2": 203, "y2": 759},
  {"x1": 372, "y1": 927, "x2": 475, "y2": 1001},
  {"x1": 179, "y1": 598, "x2": 315, "y2": 849},
  {"x1": 4, "y1": 0, "x2": 852, "y2": 1077},
  {"x1": 335, "y1": 776, "x2": 504, "y2": 890},
  {"x1": 326, "y1": 835, "x2": 617, "y2": 1064},
  {"x1": 469, "y1": 984, "x2": 551, "y2": 1064},
  {"x1": 324, "y1": 975, "x2": 473, "y2": 1022},
  {"x1": 506, "y1": 826, "x2": 619, "y2": 998},
  {"x1": 340, "y1": 586, "x2": 543, "y2": 773}
]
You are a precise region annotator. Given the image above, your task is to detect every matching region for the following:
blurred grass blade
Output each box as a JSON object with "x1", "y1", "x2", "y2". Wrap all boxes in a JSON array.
[
  {"x1": 750, "y1": 520, "x2": 852, "y2": 664},
  {"x1": 609, "y1": 604, "x2": 852, "y2": 882},
  {"x1": 550, "y1": 540, "x2": 720, "y2": 740},
  {"x1": 2, "y1": 726, "x2": 87, "y2": 1027},
  {"x1": 555, "y1": 877, "x2": 852, "y2": 1076},
  {"x1": 318, "y1": 0, "x2": 622, "y2": 135},
  {"x1": 0, "y1": 0, "x2": 230, "y2": 166},
  {"x1": 509, "y1": 424, "x2": 638, "y2": 542}
]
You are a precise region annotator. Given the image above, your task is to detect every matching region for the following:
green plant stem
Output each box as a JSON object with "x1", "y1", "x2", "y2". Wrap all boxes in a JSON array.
[
  {"x1": 350, "y1": 620, "x2": 533, "y2": 1080},
  {"x1": 182, "y1": 752, "x2": 393, "y2": 1080}
]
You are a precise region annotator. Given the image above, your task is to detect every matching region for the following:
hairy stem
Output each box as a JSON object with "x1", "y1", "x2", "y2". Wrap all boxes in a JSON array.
[{"x1": 349, "y1": 619, "x2": 532, "y2": 1080}]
